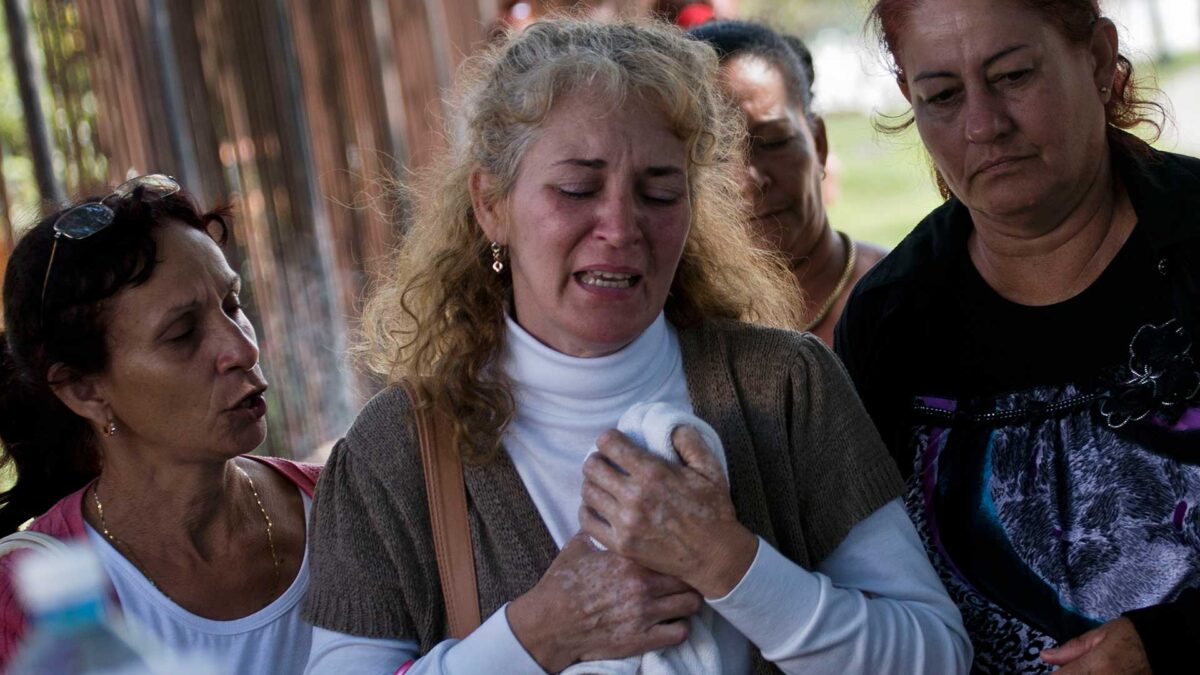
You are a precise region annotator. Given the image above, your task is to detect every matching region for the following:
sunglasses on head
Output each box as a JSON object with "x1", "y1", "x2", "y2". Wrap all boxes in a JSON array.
[{"x1": 39, "y1": 174, "x2": 181, "y2": 317}]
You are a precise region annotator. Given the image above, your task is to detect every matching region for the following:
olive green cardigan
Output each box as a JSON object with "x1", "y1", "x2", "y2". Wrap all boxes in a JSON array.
[{"x1": 303, "y1": 320, "x2": 903, "y2": 674}]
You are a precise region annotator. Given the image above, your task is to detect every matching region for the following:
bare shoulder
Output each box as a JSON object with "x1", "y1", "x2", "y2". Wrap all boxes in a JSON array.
[{"x1": 853, "y1": 239, "x2": 889, "y2": 279}]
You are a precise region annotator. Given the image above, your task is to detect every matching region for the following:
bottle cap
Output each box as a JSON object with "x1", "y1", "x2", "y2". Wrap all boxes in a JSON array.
[{"x1": 14, "y1": 543, "x2": 108, "y2": 614}]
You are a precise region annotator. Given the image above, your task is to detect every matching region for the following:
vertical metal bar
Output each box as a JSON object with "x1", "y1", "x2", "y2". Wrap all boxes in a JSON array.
[
  {"x1": 3, "y1": 0, "x2": 63, "y2": 204},
  {"x1": 370, "y1": 0, "x2": 408, "y2": 176},
  {"x1": 269, "y1": 0, "x2": 356, "y2": 432},
  {"x1": 148, "y1": 0, "x2": 203, "y2": 198},
  {"x1": 0, "y1": 137, "x2": 12, "y2": 248}
]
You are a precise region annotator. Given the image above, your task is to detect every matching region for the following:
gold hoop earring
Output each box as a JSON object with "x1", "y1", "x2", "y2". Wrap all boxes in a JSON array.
[
  {"x1": 103, "y1": 419, "x2": 117, "y2": 437},
  {"x1": 491, "y1": 242, "x2": 505, "y2": 274}
]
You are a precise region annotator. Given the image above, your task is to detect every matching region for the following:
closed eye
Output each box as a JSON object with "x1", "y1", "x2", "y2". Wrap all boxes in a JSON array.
[
  {"x1": 165, "y1": 318, "x2": 196, "y2": 343},
  {"x1": 927, "y1": 88, "x2": 958, "y2": 104},
  {"x1": 557, "y1": 184, "x2": 598, "y2": 199},
  {"x1": 641, "y1": 191, "x2": 681, "y2": 205},
  {"x1": 224, "y1": 292, "x2": 244, "y2": 317},
  {"x1": 995, "y1": 69, "x2": 1032, "y2": 86},
  {"x1": 753, "y1": 135, "x2": 794, "y2": 151}
]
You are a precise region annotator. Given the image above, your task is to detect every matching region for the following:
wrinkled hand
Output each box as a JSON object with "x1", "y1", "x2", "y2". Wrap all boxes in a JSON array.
[
  {"x1": 507, "y1": 534, "x2": 701, "y2": 673},
  {"x1": 1040, "y1": 617, "x2": 1151, "y2": 674},
  {"x1": 579, "y1": 426, "x2": 758, "y2": 599}
]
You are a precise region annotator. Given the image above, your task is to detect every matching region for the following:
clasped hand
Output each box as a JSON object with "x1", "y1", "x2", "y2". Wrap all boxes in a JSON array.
[{"x1": 578, "y1": 426, "x2": 758, "y2": 599}]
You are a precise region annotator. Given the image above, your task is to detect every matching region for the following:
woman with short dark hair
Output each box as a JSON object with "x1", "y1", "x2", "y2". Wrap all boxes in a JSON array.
[{"x1": 0, "y1": 178, "x2": 319, "y2": 673}]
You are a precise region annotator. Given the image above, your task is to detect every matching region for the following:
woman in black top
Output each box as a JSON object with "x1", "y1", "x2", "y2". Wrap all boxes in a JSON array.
[{"x1": 837, "y1": 0, "x2": 1200, "y2": 673}]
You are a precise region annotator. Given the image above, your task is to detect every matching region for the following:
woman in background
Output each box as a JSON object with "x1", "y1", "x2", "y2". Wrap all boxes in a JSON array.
[{"x1": 690, "y1": 20, "x2": 887, "y2": 345}]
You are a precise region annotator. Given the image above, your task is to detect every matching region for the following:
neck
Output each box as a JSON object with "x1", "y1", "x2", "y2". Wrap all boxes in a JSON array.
[
  {"x1": 90, "y1": 448, "x2": 248, "y2": 557},
  {"x1": 789, "y1": 219, "x2": 841, "y2": 286},
  {"x1": 967, "y1": 155, "x2": 1135, "y2": 306}
]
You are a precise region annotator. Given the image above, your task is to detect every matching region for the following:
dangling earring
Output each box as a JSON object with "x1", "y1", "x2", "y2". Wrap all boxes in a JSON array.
[
  {"x1": 103, "y1": 419, "x2": 117, "y2": 437},
  {"x1": 491, "y1": 241, "x2": 505, "y2": 274}
]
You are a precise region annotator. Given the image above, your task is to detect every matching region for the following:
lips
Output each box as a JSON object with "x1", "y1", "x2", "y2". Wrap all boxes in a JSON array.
[
  {"x1": 228, "y1": 385, "x2": 268, "y2": 413},
  {"x1": 974, "y1": 155, "x2": 1034, "y2": 176},
  {"x1": 754, "y1": 204, "x2": 791, "y2": 220}
]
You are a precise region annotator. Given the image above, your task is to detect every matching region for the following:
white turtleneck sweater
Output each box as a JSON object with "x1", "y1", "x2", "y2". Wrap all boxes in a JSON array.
[{"x1": 305, "y1": 314, "x2": 970, "y2": 675}]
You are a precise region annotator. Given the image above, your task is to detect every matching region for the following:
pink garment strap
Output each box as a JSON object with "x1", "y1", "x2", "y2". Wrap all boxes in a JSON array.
[{"x1": 393, "y1": 660, "x2": 415, "y2": 675}]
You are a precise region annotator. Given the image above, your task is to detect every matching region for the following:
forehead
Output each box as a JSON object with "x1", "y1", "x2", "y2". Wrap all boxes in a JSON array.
[
  {"x1": 523, "y1": 90, "x2": 688, "y2": 166},
  {"x1": 897, "y1": 0, "x2": 1059, "y2": 74},
  {"x1": 719, "y1": 55, "x2": 794, "y2": 122},
  {"x1": 107, "y1": 223, "x2": 231, "y2": 319}
]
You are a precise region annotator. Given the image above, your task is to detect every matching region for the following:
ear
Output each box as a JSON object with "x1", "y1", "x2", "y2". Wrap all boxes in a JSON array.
[
  {"x1": 898, "y1": 77, "x2": 912, "y2": 104},
  {"x1": 469, "y1": 168, "x2": 507, "y2": 244},
  {"x1": 47, "y1": 363, "x2": 111, "y2": 432},
  {"x1": 811, "y1": 114, "x2": 829, "y2": 170},
  {"x1": 1090, "y1": 18, "x2": 1120, "y2": 96}
]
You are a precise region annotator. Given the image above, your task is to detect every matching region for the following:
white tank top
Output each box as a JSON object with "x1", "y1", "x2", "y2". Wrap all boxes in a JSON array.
[{"x1": 85, "y1": 493, "x2": 313, "y2": 675}]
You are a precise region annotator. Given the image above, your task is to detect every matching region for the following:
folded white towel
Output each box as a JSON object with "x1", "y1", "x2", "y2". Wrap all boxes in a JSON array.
[{"x1": 565, "y1": 402, "x2": 726, "y2": 675}]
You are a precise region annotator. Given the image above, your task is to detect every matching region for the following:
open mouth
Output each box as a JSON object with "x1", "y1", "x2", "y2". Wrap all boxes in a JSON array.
[
  {"x1": 232, "y1": 387, "x2": 267, "y2": 411},
  {"x1": 575, "y1": 270, "x2": 641, "y2": 289}
]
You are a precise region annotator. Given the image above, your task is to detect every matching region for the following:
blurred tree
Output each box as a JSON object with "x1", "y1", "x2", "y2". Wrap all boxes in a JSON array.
[{"x1": 3, "y1": 0, "x2": 62, "y2": 207}]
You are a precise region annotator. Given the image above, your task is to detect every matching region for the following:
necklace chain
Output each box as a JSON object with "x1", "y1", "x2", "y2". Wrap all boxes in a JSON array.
[
  {"x1": 801, "y1": 230, "x2": 857, "y2": 332},
  {"x1": 91, "y1": 463, "x2": 282, "y2": 593}
]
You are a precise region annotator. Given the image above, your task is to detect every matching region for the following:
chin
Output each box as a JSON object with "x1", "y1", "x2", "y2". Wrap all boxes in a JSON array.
[{"x1": 571, "y1": 318, "x2": 655, "y2": 356}]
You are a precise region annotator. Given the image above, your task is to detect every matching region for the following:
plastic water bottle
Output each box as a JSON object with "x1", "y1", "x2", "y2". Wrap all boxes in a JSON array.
[{"x1": 8, "y1": 543, "x2": 156, "y2": 674}]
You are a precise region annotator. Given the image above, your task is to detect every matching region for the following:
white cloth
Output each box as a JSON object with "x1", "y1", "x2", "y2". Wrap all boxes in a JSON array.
[
  {"x1": 88, "y1": 494, "x2": 314, "y2": 675},
  {"x1": 501, "y1": 312, "x2": 695, "y2": 548},
  {"x1": 567, "y1": 401, "x2": 727, "y2": 675}
]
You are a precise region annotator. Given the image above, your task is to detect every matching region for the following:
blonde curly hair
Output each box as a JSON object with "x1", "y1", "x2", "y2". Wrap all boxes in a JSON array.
[{"x1": 359, "y1": 17, "x2": 803, "y2": 463}]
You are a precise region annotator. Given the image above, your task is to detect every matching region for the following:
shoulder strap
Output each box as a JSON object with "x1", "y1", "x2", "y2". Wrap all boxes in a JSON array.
[
  {"x1": 0, "y1": 531, "x2": 68, "y2": 559},
  {"x1": 402, "y1": 381, "x2": 481, "y2": 639}
]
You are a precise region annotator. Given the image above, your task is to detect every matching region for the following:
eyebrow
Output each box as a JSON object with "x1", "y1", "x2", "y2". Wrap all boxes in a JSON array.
[
  {"x1": 552, "y1": 158, "x2": 684, "y2": 177},
  {"x1": 913, "y1": 44, "x2": 1029, "y2": 82},
  {"x1": 553, "y1": 158, "x2": 605, "y2": 169}
]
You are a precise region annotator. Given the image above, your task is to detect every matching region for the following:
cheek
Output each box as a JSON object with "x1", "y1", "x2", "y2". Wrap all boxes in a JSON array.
[
  {"x1": 914, "y1": 116, "x2": 965, "y2": 178},
  {"x1": 648, "y1": 211, "x2": 690, "y2": 268}
]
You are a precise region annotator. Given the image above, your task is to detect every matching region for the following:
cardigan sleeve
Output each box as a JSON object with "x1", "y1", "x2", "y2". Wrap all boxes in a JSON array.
[
  {"x1": 1124, "y1": 587, "x2": 1200, "y2": 675},
  {"x1": 787, "y1": 335, "x2": 905, "y2": 564},
  {"x1": 301, "y1": 388, "x2": 442, "y2": 644}
]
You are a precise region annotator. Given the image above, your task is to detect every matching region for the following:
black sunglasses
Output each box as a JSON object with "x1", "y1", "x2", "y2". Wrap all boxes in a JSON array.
[{"x1": 39, "y1": 174, "x2": 181, "y2": 315}]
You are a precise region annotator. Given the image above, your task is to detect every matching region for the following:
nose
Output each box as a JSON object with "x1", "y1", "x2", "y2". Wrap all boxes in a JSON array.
[
  {"x1": 964, "y1": 90, "x2": 1015, "y2": 145},
  {"x1": 748, "y1": 163, "x2": 770, "y2": 190},
  {"x1": 593, "y1": 187, "x2": 642, "y2": 247},
  {"x1": 744, "y1": 162, "x2": 771, "y2": 198},
  {"x1": 215, "y1": 314, "x2": 260, "y2": 374}
]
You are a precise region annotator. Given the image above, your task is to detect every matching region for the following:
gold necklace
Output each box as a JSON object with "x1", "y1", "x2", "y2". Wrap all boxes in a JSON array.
[
  {"x1": 92, "y1": 463, "x2": 282, "y2": 592},
  {"x1": 801, "y1": 230, "x2": 857, "y2": 332}
]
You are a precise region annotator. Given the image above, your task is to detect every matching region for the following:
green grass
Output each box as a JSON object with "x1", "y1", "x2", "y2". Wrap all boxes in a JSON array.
[{"x1": 823, "y1": 112, "x2": 945, "y2": 249}]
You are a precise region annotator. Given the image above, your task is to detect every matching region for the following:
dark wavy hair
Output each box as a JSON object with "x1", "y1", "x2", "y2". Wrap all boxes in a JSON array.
[
  {"x1": 868, "y1": 0, "x2": 1169, "y2": 198},
  {"x1": 0, "y1": 187, "x2": 229, "y2": 535},
  {"x1": 689, "y1": 20, "x2": 818, "y2": 120}
]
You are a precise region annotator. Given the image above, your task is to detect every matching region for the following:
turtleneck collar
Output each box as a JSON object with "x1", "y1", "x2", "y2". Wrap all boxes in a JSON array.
[{"x1": 502, "y1": 312, "x2": 684, "y2": 426}]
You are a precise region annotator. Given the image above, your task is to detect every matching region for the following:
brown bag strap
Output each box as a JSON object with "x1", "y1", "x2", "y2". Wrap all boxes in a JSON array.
[{"x1": 404, "y1": 381, "x2": 481, "y2": 638}]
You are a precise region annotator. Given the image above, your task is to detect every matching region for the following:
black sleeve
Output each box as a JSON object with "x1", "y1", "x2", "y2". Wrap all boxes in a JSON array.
[
  {"x1": 834, "y1": 290, "x2": 914, "y2": 479},
  {"x1": 1124, "y1": 587, "x2": 1200, "y2": 674}
]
